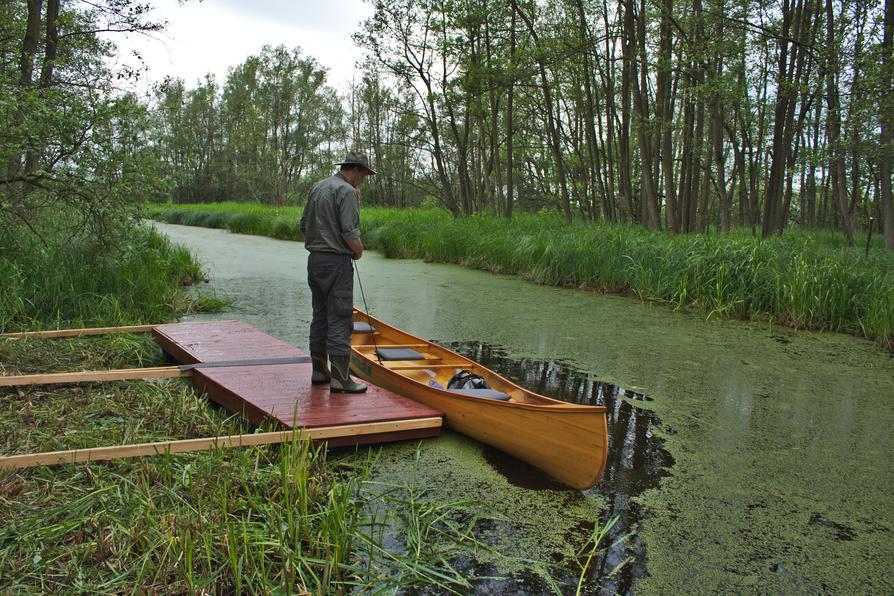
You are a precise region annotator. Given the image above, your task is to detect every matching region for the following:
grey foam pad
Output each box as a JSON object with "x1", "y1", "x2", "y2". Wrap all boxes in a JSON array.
[
  {"x1": 375, "y1": 348, "x2": 427, "y2": 361},
  {"x1": 353, "y1": 321, "x2": 376, "y2": 334},
  {"x1": 447, "y1": 389, "x2": 512, "y2": 401}
]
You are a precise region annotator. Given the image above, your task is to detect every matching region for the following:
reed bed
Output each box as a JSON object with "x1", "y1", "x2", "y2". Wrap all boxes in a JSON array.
[
  {"x1": 0, "y1": 223, "x2": 209, "y2": 333},
  {"x1": 148, "y1": 203, "x2": 894, "y2": 351}
]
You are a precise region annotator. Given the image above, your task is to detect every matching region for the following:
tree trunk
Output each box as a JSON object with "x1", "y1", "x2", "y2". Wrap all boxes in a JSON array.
[
  {"x1": 632, "y1": 0, "x2": 661, "y2": 229},
  {"x1": 7, "y1": 0, "x2": 43, "y2": 211},
  {"x1": 18, "y1": 0, "x2": 42, "y2": 89},
  {"x1": 658, "y1": 0, "x2": 677, "y2": 232},
  {"x1": 512, "y1": 0, "x2": 573, "y2": 221},
  {"x1": 824, "y1": 0, "x2": 854, "y2": 244},
  {"x1": 574, "y1": 0, "x2": 609, "y2": 221},
  {"x1": 618, "y1": 0, "x2": 636, "y2": 223},
  {"x1": 881, "y1": 0, "x2": 894, "y2": 250},
  {"x1": 505, "y1": 8, "x2": 516, "y2": 219}
]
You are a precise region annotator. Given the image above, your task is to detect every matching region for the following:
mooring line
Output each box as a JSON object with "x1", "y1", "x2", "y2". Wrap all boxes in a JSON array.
[{"x1": 353, "y1": 261, "x2": 382, "y2": 365}]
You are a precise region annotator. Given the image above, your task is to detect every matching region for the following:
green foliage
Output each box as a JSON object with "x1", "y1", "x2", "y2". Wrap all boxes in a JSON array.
[
  {"x1": 149, "y1": 204, "x2": 894, "y2": 350},
  {"x1": 0, "y1": 220, "x2": 206, "y2": 333},
  {"x1": 152, "y1": 45, "x2": 346, "y2": 205},
  {"x1": 1, "y1": 2, "x2": 166, "y2": 238}
]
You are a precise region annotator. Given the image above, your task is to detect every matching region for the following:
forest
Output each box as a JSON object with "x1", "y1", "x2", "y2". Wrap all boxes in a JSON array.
[{"x1": 2, "y1": 0, "x2": 892, "y2": 247}]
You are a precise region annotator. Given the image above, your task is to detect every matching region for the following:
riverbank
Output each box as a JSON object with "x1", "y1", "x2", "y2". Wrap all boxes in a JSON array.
[
  {"x1": 0, "y1": 223, "x2": 212, "y2": 333},
  {"x1": 147, "y1": 203, "x2": 894, "y2": 351}
]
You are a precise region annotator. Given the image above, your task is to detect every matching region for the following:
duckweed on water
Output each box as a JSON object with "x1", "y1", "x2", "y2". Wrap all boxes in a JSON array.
[{"x1": 148, "y1": 204, "x2": 894, "y2": 352}]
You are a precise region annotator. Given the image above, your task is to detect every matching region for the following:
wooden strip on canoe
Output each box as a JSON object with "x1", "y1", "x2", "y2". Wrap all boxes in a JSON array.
[
  {"x1": 385, "y1": 363, "x2": 467, "y2": 370},
  {"x1": 353, "y1": 344, "x2": 431, "y2": 350},
  {"x1": 0, "y1": 417, "x2": 443, "y2": 470}
]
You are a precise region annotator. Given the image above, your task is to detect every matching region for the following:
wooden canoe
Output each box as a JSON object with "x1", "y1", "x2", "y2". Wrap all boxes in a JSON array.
[{"x1": 349, "y1": 309, "x2": 609, "y2": 489}]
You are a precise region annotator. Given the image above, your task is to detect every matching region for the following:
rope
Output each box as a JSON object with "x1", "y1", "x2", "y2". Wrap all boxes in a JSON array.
[{"x1": 354, "y1": 261, "x2": 382, "y2": 365}]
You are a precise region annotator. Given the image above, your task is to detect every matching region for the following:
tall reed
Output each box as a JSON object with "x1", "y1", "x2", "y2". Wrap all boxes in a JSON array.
[
  {"x1": 0, "y1": 223, "x2": 205, "y2": 332},
  {"x1": 149, "y1": 204, "x2": 894, "y2": 350}
]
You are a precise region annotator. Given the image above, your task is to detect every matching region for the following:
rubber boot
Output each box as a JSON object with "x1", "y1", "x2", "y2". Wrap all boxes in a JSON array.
[
  {"x1": 329, "y1": 355, "x2": 367, "y2": 393},
  {"x1": 311, "y1": 352, "x2": 330, "y2": 385}
]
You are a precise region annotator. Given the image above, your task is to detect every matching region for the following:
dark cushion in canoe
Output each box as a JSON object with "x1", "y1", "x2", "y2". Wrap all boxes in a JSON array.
[
  {"x1": 376, "y1": 348, "x2": 426, "y2": 361},
  {"x1": 353, "y1": 321, "x2": 376, "y2": 334},
  {"x1": 448, "y1": 388, "x2": 511, "y2": 401}
]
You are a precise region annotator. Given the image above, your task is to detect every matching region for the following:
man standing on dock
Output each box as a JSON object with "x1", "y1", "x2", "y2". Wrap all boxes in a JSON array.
[{"x1": 299, "y1": 149, "x2": 375, "y2": 393}]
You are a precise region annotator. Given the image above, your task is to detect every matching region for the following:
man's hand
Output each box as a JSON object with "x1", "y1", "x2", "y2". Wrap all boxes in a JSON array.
[{"x1": 347, "y1": 237, "x2": 363, "y2": 260}]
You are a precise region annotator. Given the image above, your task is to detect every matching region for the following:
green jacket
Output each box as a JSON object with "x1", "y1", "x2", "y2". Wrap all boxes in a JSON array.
[{"x1": 300, "y1": 172, "x2": 360, "y2": 254}]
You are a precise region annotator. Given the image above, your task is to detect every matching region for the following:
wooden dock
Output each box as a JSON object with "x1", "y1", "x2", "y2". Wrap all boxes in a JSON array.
[{"x1": 152, "y1": 321, "x2": 443, "y2": 447}]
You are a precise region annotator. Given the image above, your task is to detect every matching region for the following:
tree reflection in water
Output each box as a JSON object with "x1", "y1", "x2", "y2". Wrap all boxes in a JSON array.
[{"x1": 444, "y1": 341, "x2": 674, "y2": 594}]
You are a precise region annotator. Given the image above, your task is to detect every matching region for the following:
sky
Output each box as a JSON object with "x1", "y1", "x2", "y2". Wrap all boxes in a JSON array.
[{"x1": 113, "y1": 0, "x2": 375, "y2": 94}]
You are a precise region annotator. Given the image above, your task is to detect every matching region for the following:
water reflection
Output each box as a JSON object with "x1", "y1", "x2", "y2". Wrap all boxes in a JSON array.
[{"x1": 443, "y1": 341, "x2": 674, "y2": 594}]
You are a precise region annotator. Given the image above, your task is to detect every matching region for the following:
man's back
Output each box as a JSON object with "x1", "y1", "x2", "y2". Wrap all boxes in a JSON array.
[{"x1": 300, "y1": 173, "x2": 360, "y2": 255}]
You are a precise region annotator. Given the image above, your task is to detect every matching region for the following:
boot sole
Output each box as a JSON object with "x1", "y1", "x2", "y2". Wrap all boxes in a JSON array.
[{"x1": 330, "y1": 387, "x2": 368, "y2": 394}]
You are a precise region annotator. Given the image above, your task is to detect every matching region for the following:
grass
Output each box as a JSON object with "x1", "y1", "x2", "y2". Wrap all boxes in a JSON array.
[
  {"x1": 0, "y1": 221, "x2": 218, "y2": 334},
  {"x1": 0, "y1": 336, "x2": 461, "y2": 592},
  {"x1": 1, "y1": 334, "x2": 621, "y2": 592},
  {"x1": 147, "y1": 203, "x2": 894, "y2": 351}
]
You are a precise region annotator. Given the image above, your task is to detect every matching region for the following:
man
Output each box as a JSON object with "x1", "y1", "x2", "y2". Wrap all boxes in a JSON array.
[{"x1": 299, "y1": 149, "x2": 375, "y2": 393}]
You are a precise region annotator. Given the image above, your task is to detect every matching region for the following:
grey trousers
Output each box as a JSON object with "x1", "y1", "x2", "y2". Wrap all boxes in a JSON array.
[{"x1": 307, "y1": 252, "x2": 353, "y2": 357}]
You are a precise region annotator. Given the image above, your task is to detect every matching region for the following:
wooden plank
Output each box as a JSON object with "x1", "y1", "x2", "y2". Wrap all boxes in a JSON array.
[
  {"x1": 0, "y1": 325, "x2": 157, "y2": 339},
  {"x1": 0, "y1": 417, "x2": 443, "y2": 470},
  {"x1": 193, "y1": 364, "x2": 443, "y2": 429},
  {"x1": 152, "y1": 321, "x2": 304, "y2": 364},
  {"x1": 0, "y1": 321, "x2": 238, "y2": 340},
  {"x1": 0, "y1": 366, "x2": 190, "y2": 387}
]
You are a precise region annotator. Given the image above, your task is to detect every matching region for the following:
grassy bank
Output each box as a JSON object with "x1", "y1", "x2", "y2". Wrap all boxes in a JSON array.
[
  {"x1": 0, "y1": 336, "x2": 365, "y2": 592},
  {"x1": 148, "y1": 203, "x2": 894, "y2": 351},
  {"x1": 0, "y1": 223, "x2": 211, "y2": 333}
]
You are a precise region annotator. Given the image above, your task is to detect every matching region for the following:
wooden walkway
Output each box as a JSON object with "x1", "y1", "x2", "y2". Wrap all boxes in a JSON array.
[{"x1": 152, "y1": 321, "x2": 443, "y2": 447}]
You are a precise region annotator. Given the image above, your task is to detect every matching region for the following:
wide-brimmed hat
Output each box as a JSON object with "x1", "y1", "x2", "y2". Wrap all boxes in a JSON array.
[{"x1": 336, "y1": 150, "x2": 376, "y2": 175}]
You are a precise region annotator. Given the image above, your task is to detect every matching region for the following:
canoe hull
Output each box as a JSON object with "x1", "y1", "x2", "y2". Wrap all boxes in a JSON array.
[{"x1": 349, "y1": 318, "x2": 609, "y2": 489}]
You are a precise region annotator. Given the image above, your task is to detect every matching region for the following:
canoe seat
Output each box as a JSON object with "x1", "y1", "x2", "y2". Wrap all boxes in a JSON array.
[
  {"x1": 353, "y1": 321, "x2": 376, "y2": 334},
  {"x1": 376, "y1": 348, "x2": 427, "y2": 361},
  {"x1": 448, "y1": 388, "x2": 511, "y2": 401}
]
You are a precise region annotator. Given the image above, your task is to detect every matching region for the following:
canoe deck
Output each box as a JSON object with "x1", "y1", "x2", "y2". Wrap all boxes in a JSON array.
[{"x1": 152, "y1": 321, "x2": 443, "y2": 447}]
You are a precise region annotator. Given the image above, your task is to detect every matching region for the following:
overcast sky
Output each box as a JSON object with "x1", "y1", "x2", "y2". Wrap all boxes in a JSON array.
[{"x1": 114, "y1": 0, "x2": 374, "y2": 94}]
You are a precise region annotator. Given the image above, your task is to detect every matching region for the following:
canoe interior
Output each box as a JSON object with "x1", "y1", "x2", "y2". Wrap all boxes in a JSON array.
[{"x1": 349, "y1": 311, "x2": 586, "y2": 408}]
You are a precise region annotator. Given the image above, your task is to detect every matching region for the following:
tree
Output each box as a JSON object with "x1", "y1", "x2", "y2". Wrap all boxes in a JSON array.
[
  {"x1": 881, "y1": 0, "x2": 894, "y2": 250},
  {"x1": 1, "y1": 0, "x2": 163, "y2": 242}
]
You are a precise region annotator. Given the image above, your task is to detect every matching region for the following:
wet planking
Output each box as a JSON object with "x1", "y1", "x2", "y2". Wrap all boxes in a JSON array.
[{"x1": 442, "y1": 340, "x2": 674, "y2": 594}]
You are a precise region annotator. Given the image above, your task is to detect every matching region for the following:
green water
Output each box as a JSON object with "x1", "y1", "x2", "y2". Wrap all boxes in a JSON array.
[{"x1": 154, "y1": 222, "x2": 894, "y2": 593}]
